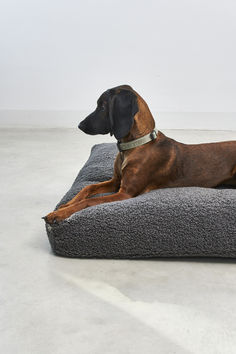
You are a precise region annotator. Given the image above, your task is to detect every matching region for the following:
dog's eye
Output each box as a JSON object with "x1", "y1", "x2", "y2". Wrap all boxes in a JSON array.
[{"x1": 100, "y1": 105, "x2": 106, "y2": 111}]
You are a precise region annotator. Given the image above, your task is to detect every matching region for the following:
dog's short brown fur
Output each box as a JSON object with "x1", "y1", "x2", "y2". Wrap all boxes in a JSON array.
[{"x1": 44, "y1": 85, "x2": 236, "y2": 223}]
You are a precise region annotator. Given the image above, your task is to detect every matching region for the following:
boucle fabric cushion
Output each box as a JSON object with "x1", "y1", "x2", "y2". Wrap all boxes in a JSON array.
[{"x1": 46, "y1": 143, "x2": 236, "y2": 258}]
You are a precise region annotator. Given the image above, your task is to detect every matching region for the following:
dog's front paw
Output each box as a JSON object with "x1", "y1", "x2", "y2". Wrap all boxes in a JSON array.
[{"x1": 42, "y1": 210, "x2": 67, "y2": 224}]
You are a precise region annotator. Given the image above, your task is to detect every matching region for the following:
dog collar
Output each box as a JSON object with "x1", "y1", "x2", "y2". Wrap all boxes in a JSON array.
[{"x1": 117, "y1": 129, "x2": 158, "y2": 152}]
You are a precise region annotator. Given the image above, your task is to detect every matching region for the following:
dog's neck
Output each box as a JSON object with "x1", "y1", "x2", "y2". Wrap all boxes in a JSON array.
[{"x1": 121, "y1": 95, "x2": 155, "y2": 143}]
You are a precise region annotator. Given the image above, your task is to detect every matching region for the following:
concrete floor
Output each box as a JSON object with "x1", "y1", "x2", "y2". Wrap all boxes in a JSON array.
[{"x1": 1, "y1": 127, "x2": 236, "y2": 354}]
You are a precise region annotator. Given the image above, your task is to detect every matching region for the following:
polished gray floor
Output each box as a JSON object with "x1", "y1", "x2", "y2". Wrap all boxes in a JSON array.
[{"x1": 1, "y1": 127, "x2": 236, "y2": 354}]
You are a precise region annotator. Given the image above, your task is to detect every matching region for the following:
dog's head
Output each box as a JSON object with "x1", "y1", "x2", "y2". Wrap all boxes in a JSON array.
[{"x1": 78, "y1": 85, "x2": 139, "y2": 140}]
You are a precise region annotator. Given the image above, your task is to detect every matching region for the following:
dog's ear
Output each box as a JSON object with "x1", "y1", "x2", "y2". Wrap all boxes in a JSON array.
[{"x1": 109, "y1": 90, "x2": 138, "y2": 140}]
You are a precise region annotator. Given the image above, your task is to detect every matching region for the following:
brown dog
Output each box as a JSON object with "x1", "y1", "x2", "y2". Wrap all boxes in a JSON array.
[{"x1": 44, "y1": 85, "x2": 236, "y2": 223}]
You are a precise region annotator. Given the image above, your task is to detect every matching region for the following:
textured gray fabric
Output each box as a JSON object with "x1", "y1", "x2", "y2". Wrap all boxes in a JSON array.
[{"x1": 46, "y1": 143, "x2": 236, "y2": 258}]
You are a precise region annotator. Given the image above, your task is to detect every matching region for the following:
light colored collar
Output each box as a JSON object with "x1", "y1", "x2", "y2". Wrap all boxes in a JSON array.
[{"x1": 117, "y1": 129, "x2": 158, "y2": 152}]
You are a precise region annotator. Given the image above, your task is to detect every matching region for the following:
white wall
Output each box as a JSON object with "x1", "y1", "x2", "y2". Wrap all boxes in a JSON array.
[{"x1": 0, "y1": 0, "x2": 236, "y2": 128}]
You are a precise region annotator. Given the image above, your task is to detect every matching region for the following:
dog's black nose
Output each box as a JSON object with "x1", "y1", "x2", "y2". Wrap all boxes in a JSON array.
[{"x1": 78, "y1": 121, "x2": 85, "y2": 131}]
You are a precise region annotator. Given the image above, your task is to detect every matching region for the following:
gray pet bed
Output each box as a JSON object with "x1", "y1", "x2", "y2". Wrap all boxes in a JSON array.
[{"x1": 46, "y1": 143, "x2": 236, "y2": 258}]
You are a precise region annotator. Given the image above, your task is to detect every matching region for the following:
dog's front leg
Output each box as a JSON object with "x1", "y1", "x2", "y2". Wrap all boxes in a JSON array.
[
  {"x1": 57, "y1": 178, "x2": 120, "y2": 209},
  {"x1": 44, "y1": 190, "x2": 130, "y2": 223}
]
